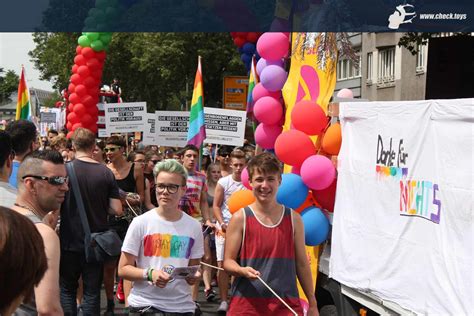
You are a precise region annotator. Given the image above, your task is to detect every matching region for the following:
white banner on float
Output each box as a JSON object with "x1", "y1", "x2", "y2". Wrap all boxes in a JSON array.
[
  {"x1": 204, "y1": 107, "x2": 246, "y2": 147},
  {"x1": 155, "y1": 111, "x2": 190, "y2": 147},
  {"x1": 142, "y1": 113, "x2": 157, "y2": 146},
  {"x1": 104, "y1": 102, "x2": 147, "y2": 134},
  {"x1": 330, "y1": 99, "x2": 474, "y2": 315}
]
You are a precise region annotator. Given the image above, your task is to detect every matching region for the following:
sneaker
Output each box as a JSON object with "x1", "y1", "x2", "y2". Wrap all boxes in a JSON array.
[
  {"x1": 194, "y1": 302, "x2": 202, "y2": 316},
  {"x1": 115, "y1": 279, "x2": 125, "y2": 304},
  {"x1": 204, "y1": 288, "x2": 216, "y2": 302},
  {"x1": 217, "y1": 301, "x2": 228, "y2": 313}
]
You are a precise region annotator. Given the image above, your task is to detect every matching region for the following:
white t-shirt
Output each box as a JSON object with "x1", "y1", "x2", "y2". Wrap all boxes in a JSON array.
[
  {"x1": 217, "y1": 175, "x2": 246, "y2": 223},
  {"x1": 122, "y1": 209, "x2": 204, "y2": 313}
]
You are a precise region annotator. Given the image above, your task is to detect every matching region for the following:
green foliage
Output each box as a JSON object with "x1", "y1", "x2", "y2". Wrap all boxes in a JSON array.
[
  {"x1": 31, "y1": 32, "x2": 246, "y2": 112},
  {"x1": 398, "y1": 33, "x2": 432, "y2": 55},
  {"x1": 29, "y1": 33, "x2": 80, "y2": 90},
  {"x1": 0, "y1": 68, "x2": 19, "y2": 104}
]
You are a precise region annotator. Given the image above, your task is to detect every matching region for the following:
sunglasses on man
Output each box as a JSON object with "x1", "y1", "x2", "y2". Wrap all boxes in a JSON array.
[{"x1": 22, "y1": 175, "x2": 69, "y2": 186}]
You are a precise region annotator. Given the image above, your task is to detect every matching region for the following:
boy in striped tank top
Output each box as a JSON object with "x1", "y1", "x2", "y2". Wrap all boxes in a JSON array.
[{"x1": 223, "y1": 153, "x2": 319, "y2": 316}]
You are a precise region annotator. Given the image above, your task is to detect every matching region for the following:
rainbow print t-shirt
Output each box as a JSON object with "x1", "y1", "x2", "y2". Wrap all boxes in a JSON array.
[{"x1": 122, "y1": 209, "x2": 204, "y2": 313}]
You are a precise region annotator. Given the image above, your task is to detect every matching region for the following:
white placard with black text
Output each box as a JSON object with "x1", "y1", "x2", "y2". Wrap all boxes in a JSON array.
[
  {"x1": 142, "y1": 113, "x2": 157, "y2": 146},
  {"x1": 204, "y1": 107, "x2": 246, "y2": 147},
  {"x1": 155, "y1": 111, "x2": 190, "y2": 147},
  {"x1": 104, "y1": 102, "x2": 147, "y2": 134}
]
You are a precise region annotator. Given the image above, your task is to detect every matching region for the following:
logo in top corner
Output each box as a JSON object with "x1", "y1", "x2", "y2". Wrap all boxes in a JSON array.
[{"x1": 388, "y1": 4, "x2": 417, "y2": 29}]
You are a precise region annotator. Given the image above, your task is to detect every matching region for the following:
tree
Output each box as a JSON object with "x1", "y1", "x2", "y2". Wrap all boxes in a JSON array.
[
  {"x1": 0, "y1": 68, "x2": 19, "y2": 104},
  {"x1": 29, "y1": 32, "x2": 246, "y2": 112}
]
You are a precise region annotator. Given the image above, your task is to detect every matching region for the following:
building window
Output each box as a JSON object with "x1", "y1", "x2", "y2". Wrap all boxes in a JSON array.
[
  {"x1": 337, "y1": 51, "x2": 361, "y2": 81},
  {"x1": 377, "y1": 47, "x2": 395, "y2": 86},
  {"x1": 416, "y1": 44, "x2": 426, "y2": 73},
  {"x1": 367, "y1": 52, "x2": 373, "y2": 84}
]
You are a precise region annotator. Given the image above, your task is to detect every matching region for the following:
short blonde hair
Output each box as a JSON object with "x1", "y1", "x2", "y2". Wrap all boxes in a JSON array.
[{"x1": 153, "y1": 159, "x2": 188, "y2": 185}]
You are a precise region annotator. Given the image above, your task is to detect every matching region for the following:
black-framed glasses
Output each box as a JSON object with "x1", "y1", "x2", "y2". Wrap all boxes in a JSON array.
[
  {"x1": 151, "y1": 160, "x2": 161, "y2": 164},
  {"x1": 104, "y1": 146, "x2": 121, "y2": 153},
  {"x1": 155, "y1": 183, "x2": 182, "y2": 194},
  {"x1": 22, "y1": 175, "x2": 69, "y2": 186}
]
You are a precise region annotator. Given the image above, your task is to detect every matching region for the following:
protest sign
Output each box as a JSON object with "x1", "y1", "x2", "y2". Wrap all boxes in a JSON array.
[{"x1": 104, "y1": 102, "x2": 147, "y2": 134}]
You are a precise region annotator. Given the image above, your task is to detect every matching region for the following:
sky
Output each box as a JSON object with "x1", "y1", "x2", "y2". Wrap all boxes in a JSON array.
[{"x1": 0, "y1": 32, "x2": 55, "y2": 91}]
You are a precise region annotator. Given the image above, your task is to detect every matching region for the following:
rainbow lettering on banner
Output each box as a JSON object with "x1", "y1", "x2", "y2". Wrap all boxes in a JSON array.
[
  {"x1": 143, "y1": 233, "x2": 195, "y2": 258},
  {"x1": 375, "y1": 134, "x2": 442, "y2": 224}
]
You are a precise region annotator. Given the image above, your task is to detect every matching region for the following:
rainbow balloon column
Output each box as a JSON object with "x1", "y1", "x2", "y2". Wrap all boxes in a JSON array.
[
  {"x1": 230, "y1": 32, "x2": 262, "y2": 71},
  {"x1": 253, "y1": 32, "x2": 290, "y2": 151}
]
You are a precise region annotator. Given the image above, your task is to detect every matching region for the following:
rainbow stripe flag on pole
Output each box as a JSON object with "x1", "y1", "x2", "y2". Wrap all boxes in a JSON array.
[
  {"x1": 15, "y1": 66, "x2": 31, "y2": 120},
  {"x1": 246, "y1": 55, "x2": 258, "y2": 116},
  {"x1": 187, "y1": 56, "x2": 206, "y2": 147}
]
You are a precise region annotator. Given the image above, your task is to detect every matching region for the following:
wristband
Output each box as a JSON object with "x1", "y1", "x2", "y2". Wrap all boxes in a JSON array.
[{"x1": 147, "y1": 268, "x2": 154, "y2": 282}]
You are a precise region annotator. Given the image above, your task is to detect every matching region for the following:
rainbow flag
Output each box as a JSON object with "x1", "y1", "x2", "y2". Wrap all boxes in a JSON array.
[
  {"x1": 187, "y1": 57, "x2": 206, "y2": 147},
  {"x1": 246, "y1": 56, "x2": 258, "y2": 115},
  {"x1": 15, "y1": 66, "x2": 31, "y2": 120}
]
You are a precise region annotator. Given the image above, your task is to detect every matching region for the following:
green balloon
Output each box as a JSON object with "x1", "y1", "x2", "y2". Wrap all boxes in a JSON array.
[
  {"x1": 85, "y1": 32, "x2": 100, "y2": 41},
  {"x1": 78, "y1": 35, "x2": 91, "y2": 47},
  {"x1": 99, "y1": 33, "x2": 112, "y2": 45},
  {"x1": 95, "y1": 0, "x2": 109, "y2": 9},
  {"x1": 91, "y1": 40, "x2": 104, "y2": 51}
]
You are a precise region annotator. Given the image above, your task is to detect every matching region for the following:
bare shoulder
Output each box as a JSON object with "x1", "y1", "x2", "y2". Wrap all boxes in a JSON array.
[{"x1": 35, "y1": 223, "x2": 60, "y2": 246}]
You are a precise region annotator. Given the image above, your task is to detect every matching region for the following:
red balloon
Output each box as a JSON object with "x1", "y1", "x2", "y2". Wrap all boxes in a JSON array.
[
  {"x1": 81, "y1": 47, "x2": 95, "y2": 59},
  {"x1": 73, "y1": 103, "x2": 86, "y2": 116},
  {"x1": 88, "y1": 107, "x2": 99, "y2": 117},
  {"x1": 83, "y1": 76, "x2": 97, "y2": 88},
  {"x1": 95, "y1": 51, "x2": 106, "y2": 61},
  {"x1": 90, "y1": 69, "x2": 102, "y2": 79},
  {"x1": 74, "y1": 55, "x2": 86, "y2": 66},
  {"x1": 81, "y1": 113, "x2": 94, "y2": 127},
  {"x1": 86, "y1": 58, "x2": 100, "y2": 69},
  {"x1": 70, "y1": 74, "x2": 83, "y2": 85},
  {"x1": 88, "y1": 124, "x2": 98, "y2": 134},
  {"x1": 66, "y1": 122, "x2": 73, "y2": 131},
  {"x1": 312, "y1": 178, "x2": 337, "y2": 212},
  {"x1": 68, "y1": 83, "x2": 76, "y2": 94},
  {"x1": 66, "y1": 131, "x2": 74, "y2": 139},
  {"x1": 291, "y1": 100, "x2": 328, "y2": 136},
  {"x1": 233, "y1": 36, "x2": 245, "y2": 48},
  {"x1": 77, "y1": 65, "x2": 90, "y2": 77},
  {"x1": 72, "y1": 123, "x2": 83, "y2": 131},
  {"x1": 235, "y1": 32, "x2": 246, "y2": 37},
  {"x1": 75, "y1": 45, "x2": 82, "y2": 55},
  {"x1": 67, "y1": 112, "x2": 80, "y2": 124},
  {"x1": 81, "y1": 95, "x2": 95, "y2": 107},
  {"x1": 246, "y1": 32, "x2": 259, "y2": 43},
  {"x1": 230, "y1": 32, "x2": 237, "y2": 38},
  {"x1": 68, "y1": 93, "x2": 80, "y2": 104},
  {"x1": 274, "y1": 130, "x2": 316, "y2": 166},
  {"x1": 75, "y1": 85, "x2": 88, "y2": 97},
  {"x1": 71, "y1": 64, "x2": 79, "y2": 74}
]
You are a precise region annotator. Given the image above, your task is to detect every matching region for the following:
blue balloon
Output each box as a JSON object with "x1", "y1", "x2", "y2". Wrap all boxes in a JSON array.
[
  {"x1": 241, "y1": 53, "x2": 252, "y2": 64},
  {"x1": 238, "y1": 47, "x2": 244, "y2": 54},
  {"x1": 277, "y1": 173, "x2": 308, "y2": 209},
  {"x1": 301, "y1": 207, "x2": 330, "y2": 246},
  {"x1": 242, "y1": 42, "x2": 256, "y2": 55}
]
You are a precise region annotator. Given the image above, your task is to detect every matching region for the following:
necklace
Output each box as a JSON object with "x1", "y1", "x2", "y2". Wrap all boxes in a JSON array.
[{"x1": 14, "y1": 203, "x2": 44, "y2": 220}]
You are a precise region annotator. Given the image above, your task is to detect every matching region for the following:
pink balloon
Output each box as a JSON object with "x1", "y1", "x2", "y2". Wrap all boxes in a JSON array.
[
  {"x1": 241, "y1": 167, "x2": 252, "y2": 190},
  {"x1": 254, "y1": 96, "x2": 283, "y2": 125},
  {"x1": 255, "y1": 123, "x2": 282, "y2": 149},
  {"x1": 337, "y1": 88, "x2": 353, "y2": 99},
  {"x1": 252, "y1": 83, "x2": 281, "y2": 102},
  {"x1": 260, "y1": 65, "x2": 288, "y2": 92},
  {"x1": 257, "y1": 32, "x2": 289, "y2": 61},
  {"x1": 256, "y1": 58, "x2": 284, "y2": 76},
  {"x1": 301, "y1": 155, "x2": 336, "y2": 190}
]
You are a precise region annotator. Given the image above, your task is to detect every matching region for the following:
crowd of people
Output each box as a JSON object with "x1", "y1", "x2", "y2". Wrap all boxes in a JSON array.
[{"x1": 0, "y1": 119, "x2": 318, "y2": 316}]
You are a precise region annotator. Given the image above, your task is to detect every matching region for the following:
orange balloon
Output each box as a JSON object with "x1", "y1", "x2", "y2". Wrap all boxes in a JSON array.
[
  {"x1": 228, "y1": 190, "x2": 256, "y2": 214},
  {"x1": 322, "y1": 123, "x2": 342, "y2": 155}
]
